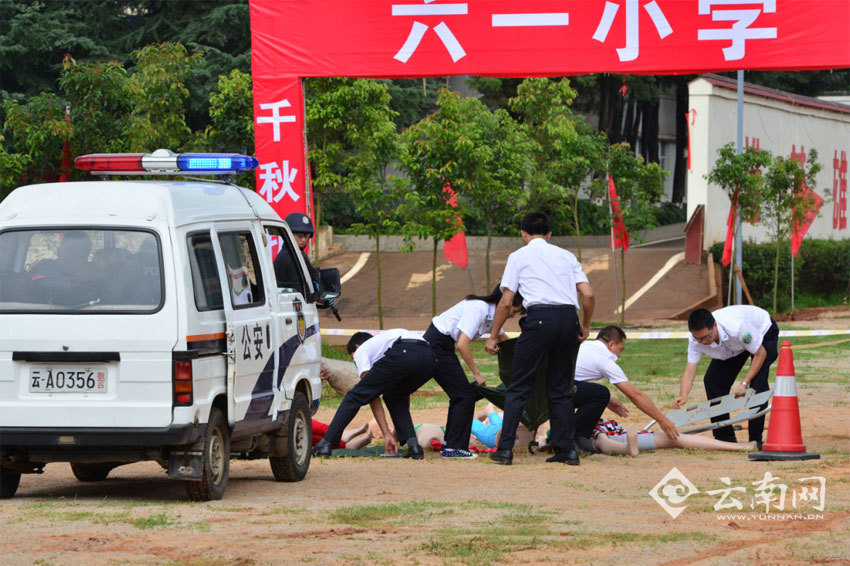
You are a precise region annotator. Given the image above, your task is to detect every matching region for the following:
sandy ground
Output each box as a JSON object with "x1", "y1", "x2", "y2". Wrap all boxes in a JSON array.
[{"x1": 3, "y1": 249, "x2": 848, "y2": 565}]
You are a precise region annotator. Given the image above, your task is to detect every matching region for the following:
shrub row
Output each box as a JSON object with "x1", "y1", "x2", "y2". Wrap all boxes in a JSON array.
[{"x1": 708, "y1": 239, "x2": 850, "y2": 311}]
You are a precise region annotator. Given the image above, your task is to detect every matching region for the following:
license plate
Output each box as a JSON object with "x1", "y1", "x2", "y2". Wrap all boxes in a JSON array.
[{"x1": 29, "y1": 367, "x2": 108, "y2": 394}]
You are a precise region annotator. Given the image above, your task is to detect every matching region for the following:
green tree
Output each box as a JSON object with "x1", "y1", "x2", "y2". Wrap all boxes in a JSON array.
[
  {"x1": 460, "y1": 107, "x2": 533, "y2": 291},
  {"x1": 207, "y1": 68, "x2": 255, "y2": 188},
  {"x1": 509, "y1": 78, "x2": 607, "y2": 260},
  {"x1": 398, "y1": 89, "x2": 487, "y2": 315},
  {"x1": 305, "y1": 78, "x2": 403, "y2": 261},
  {"x1": 608, "y1": 142, "x2": 668, "y2": 325},
  {"x1": 344, "y1": 89, "x2": 402, "y2": 329},
  {"x1": 124, "y1": 42, "x2": 203, "y2": 152},
  {"x1": 762, "y1": 150, "x2": 825, "y2": 312},
  {"x1": 3, "y1": 92, "x2": 70, "y2": 185}
]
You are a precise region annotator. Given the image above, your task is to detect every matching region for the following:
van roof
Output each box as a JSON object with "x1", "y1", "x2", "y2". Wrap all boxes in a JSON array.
[{"x1": 0, "y1": 180, "x2": 282, "y2": 228}]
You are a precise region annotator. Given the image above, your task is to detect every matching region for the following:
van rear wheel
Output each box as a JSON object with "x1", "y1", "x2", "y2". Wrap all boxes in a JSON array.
[
  {"x1": 1, "y1": 468, "x2": 21, "y2": 499},
  {"x1": 185, "y1": 407, "x2": 229, "y2": 501},
  {"x1": 71, "y1": 463, "x2": 118, "y2": 482},
  {"x1": 270, "y1": 391, "x2": 311, "y2": 482}
]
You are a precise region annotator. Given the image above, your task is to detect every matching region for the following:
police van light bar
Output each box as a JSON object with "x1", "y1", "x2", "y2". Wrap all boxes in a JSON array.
[{"x1": 75, "y1": 149, "x2": 258, "y2": 175}]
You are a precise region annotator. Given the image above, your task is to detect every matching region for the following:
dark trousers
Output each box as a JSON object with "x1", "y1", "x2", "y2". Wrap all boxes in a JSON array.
[
  {"x1": 704, "y1": 320, "x2": 779, "y2": 443},
  {"x1": 574, "y1": 381, "x2": 611, "y2": 439},
  {"x1": 423, "y1": 325, "x2": 477, "y2": 450},
  {"x1": 322, "y1": 340, "x2": 437, "y2": 446},
  {"x1": 497, "y1": 306, "x2": 580, "y2": 453}
]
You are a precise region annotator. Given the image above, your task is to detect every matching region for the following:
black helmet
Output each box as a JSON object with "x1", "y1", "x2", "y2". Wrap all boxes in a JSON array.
[{"x1": 284, "y1": 212, "x2": 314, "y2": 236}]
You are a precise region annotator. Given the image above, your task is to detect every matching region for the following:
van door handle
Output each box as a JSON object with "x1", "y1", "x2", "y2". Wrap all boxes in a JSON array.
[{"x1": 285, "y1": 318, "x2": 293, "y2": 324}]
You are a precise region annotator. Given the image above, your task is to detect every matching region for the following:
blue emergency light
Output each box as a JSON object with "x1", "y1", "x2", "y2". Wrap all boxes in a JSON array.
[{"x1": 75, "y1": 149, "x2": 258, "y2": 175}]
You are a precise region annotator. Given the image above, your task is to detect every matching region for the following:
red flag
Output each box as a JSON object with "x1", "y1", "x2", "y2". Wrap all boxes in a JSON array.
[
  {"x1": 442, "y1": 185, "x2": 468, "y2": 270},
  {"x1": 608, "y1": 177, "x2": 629, "y2": 252},
  {"x1": 791, "y1": 185, "x2": 824, "y2": 257},
  {"x1": 59, "y1": 106, "x2": 71, "y2": 182},
  {"x1": 721, "y1": 190, "x2": 738, "y2": 267}
]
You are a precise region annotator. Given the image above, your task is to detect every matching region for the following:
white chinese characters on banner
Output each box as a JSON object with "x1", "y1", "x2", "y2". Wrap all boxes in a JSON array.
[
  {"x1": 258, "y1": 161, "x2": 300, "y2": 204},
  {"x1": 593, "y1": 0, "x2": 673, "y2": 62},
  {"x1": 256, "y1": 99, "x2": 296, "y2": 143},
  {"x1": 698, "y1": 0, "x2": 777, "y2": 61},
  {"x1": 392, "y1": 2, "x2": 468, "y2": 63}
]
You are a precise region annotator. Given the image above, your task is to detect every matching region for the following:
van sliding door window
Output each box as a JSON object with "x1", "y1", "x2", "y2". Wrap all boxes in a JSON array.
[
  {"x1": 264, "y1": 226, "x2": 307, "y2": 297},
  {"x1": 188, "y1": 233, "x2": 223, "y2": 311},
  {"x1": 218, "y1": 232, "x2": 265, "y2": 308}
]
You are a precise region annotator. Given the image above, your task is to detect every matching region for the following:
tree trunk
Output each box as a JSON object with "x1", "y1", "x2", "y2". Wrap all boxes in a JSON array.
[
  {"x1": 644, "y1": 100, "x2": 660, "y2": 164},
  {"x1": 773, "y1": 237, "x2": 780, "y2": 313},
  {"x1": 572, "y1": 194, "x2": 582, "y2": 262},
  {"x1": 376, "y1": 229, "x2": 383, "y2": 329},
  {"x1": 620, "y1": 246, "x2": 626, "y2": 327},
  {"x1": 672, "y1": 77, "x2": 688, "y2": 203},
  {"x1": 432, "y1": 239, "x2": 438, "y2": 317},
  {"x1": 599, "y1": 75, "x2": 611, "y2": 135},
  {"x1": 485, "y1": 227, "x2": 492, "y2": 292},
  {"x1": 622, "y1": 96, "x2": 635, "y2": 145}
]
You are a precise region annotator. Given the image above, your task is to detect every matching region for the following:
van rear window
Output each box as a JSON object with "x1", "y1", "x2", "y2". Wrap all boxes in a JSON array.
[{"x1": 0, "y1": 229, "x2": 163, "y2": 313}]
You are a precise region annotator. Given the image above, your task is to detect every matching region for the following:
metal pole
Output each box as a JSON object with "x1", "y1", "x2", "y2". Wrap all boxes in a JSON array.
[
  {"x1": 791, "y1": 249, "x2": 795, "y2": 314},
  {"x1": 734, "y1": 70, "x2": 744, "y2": 305}
]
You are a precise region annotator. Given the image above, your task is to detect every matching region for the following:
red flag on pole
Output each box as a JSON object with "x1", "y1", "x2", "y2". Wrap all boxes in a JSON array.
[
  {"x1": 791, "y1": 185, "x2": 824, "y2": 257},
  {"x1": 59, "y1": 106, "x2": 71, "y2": 182},
  {"x1": 721, "y1": 190, "x2": 738, "y2": 267},
  {"x1": 442, "y1": 185, "x2": 468, "y2": 270},
  {"x1": 608, "y1": 177, "x2": 629, "y2": 252}
]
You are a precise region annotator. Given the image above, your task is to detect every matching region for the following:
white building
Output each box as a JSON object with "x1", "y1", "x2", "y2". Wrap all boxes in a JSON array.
[{"x1": 687, "y1": 74, "x2": 850, "y2": 248}]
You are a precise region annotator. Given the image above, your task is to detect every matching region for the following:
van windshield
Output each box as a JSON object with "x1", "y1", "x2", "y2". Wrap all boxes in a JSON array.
[{"x1": 0, "y1": 229, "x2": 163, "y2": 313}]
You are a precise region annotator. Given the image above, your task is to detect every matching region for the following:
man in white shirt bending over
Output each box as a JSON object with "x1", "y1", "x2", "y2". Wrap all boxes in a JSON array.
[
  {"x1": 573, "y1": 325, "x2": 679, "y2": 452},
  {"x1": 313, "y1": 329, "x2": 437, "y2": 459}
]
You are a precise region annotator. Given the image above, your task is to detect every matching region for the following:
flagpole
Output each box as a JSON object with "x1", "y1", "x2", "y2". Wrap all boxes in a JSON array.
[
  {"x1": 734, "y1": 70, "x2": 744, "y2": 305},
  {"x1": 608, "y1": 172, "x2": 621, "y2": 320},
  {"x1": 791, "y1": 245, "x2": 795, "y2": 315}
]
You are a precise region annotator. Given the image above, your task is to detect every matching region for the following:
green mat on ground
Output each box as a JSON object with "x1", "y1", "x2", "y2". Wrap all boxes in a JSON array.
[{"x1": 328, "y1": 445, "x2": 401, "y2": 458}]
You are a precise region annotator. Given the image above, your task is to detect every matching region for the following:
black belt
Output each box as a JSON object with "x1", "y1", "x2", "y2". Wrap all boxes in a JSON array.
[
  {"x1": 526, "y1": 304, "x2": 576, "y2": 312},
  {"x1": 395, "y1": 338, "x2": 425, "y2": 345}
]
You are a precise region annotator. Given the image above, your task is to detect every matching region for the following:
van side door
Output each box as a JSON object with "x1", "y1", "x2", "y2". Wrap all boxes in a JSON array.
[
  {"x1": 210, "y1": 224, "x2": 275, "y2": 435},
  {"x1": 263, "y1": 224, "x2": 320, "y2": 406}
]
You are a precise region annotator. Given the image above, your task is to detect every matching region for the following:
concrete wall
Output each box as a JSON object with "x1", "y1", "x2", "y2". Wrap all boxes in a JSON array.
[
  {"x1": 332, "y1": 222, "x2": 685, "y2": 253},
  {"x1": 688, "y1": 75, "x2": 850, "y2": 248}
]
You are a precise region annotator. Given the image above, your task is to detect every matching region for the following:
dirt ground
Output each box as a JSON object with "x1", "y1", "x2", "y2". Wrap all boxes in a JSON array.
[{"x1": 3, "y1": 250, "x2": 848, "y2": 565}]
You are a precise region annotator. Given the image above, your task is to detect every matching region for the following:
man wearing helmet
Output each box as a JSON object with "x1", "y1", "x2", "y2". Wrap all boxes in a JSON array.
[{"x1": 283, "y1": 212, "x2": 338, "y2": 316}]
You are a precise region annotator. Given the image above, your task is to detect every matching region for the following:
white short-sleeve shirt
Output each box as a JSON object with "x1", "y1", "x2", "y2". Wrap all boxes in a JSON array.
[
  {"x1": 500, "y1": 238, "x2": 589, "y2": 308},
  {"x1": 575, "y1": 339, "x2": 629, "y2": 385},
  {"x1": 352, "y1": 329, "x2": 425, "y2": 374},
  {"x1": 431, "y1": 299, "x2": 502, "y2": 341},
  {"x1": 687, "y1": 305, "x2": 773, "y2": 363}
]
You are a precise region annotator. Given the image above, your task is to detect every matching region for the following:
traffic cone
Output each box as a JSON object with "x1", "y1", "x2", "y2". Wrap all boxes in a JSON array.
[{"x1": 749, "y1": 341, "x2": 820, "y2": 461}]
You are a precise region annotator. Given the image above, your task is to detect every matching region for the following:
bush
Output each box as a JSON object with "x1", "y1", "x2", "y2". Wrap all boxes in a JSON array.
[
  {"x1": 653, "y1": 202, "x2": 687, "y2": 226},
  {"x1": 708, "y1": 239, "x2": 850, "y2": 312}
]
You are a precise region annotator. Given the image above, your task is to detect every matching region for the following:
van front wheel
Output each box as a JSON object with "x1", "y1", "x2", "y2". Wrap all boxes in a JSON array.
[
  {"x1": 185, "y1": 407, "x2": 229, "y2": 501},
  {"x1": 270, "y1": 391, "x2": 311, "y2": 482}
]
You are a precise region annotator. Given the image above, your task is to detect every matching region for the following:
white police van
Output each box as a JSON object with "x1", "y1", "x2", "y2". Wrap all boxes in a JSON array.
[{"x1": 0, "y1": 150, "x2": 339, "y2": 500}]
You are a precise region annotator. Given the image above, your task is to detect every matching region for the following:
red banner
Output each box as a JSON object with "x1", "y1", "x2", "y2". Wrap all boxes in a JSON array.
[
  {"x1": 608, "y1": 177, "x2": 630, "y2": 252},
  {"x1": 250, "y1": 1, "x2": 850, "y2": 79},
  {"x1": 251, "y1": 75, "x2": 310, "y2": 220},
  {"x1": 721, "y1": 190, "x2": 737, "y2": 267}
]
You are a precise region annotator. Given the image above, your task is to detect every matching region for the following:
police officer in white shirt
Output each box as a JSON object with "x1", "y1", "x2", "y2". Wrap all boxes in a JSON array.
[
  {"x1": 485, "y1": 212, "x2": 595, "y2": 466},
  {"x1": 573, "y1": 326, "x2": 678, "y2": 452},
  {"x1": 314, "y1": 329, "x2": 437, "y2": 459},
  {"x1": 674, "y1": 306, "x2": 779, "y2": 446},
  {"x1": 424, "y1": 286, "x2": 525, "y2": 459}
]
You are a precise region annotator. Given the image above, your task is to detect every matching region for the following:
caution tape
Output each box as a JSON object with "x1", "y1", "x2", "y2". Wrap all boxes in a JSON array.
[
  {"x1": 320, "y1": 328, "x2": 850, "y2": 341},
  {"x1": 788, "y1": 337, "x2": 850, "y2": 350}
]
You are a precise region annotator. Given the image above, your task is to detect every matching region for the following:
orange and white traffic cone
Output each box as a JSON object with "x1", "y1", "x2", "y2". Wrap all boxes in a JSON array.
[{"x1": 749, "y1": 340, "x2": 820, "y2": 461}]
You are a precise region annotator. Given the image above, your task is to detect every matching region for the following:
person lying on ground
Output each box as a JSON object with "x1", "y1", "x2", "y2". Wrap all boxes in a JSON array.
[
  {"x1": 586, "y1": 419, "x2": 758, "y2": 457},
  {"x1": 312, "y1": 420, "x2": 373, "y2": 450},
  {"x1": 470, "y1": 403, "x2": 543, "y2": 451}
]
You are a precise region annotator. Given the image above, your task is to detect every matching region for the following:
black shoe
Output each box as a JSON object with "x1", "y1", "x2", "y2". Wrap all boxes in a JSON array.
[
  {"x1": 546, "y1": 450, "x2": 580, "y2": 466},
  {"x1": 755, "y1": 440, "x2": 764, "y2": 451},
  {"x1": 313, "y1": 439, "x2": 332, "y2": 458},
  {"x1": 406, "y1": 444, "x2": 425, "y2": 460},
  {"x1": 489, "y1": 449, "x2": 513, "y2": 466}
]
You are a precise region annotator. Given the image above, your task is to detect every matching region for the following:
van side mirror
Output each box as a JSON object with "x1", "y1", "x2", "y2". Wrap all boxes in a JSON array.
[{"x1": 318, "y1": 267, "x2": 341, "y2": 300}]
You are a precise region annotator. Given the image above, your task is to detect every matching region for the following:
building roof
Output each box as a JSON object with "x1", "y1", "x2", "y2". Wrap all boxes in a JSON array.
[{"x1": 694, "y1": 74, "x2": 850, "y2": 115}]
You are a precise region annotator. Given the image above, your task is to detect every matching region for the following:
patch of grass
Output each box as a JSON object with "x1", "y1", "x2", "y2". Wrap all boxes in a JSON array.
[
  {"x1": 192, "y1": 522, "x2": 212, "y2": 532},
  {"x1": 329, "y1": 500, "x2": 453, "y2": 526},
  {"x1": 126, "y1": 511, "x2": 178, "y2": 530}
]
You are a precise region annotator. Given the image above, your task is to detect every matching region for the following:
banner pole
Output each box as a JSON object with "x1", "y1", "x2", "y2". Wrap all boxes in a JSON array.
[
  {"x1": 734, "y1": 70, "x2": 744, "y2": 305},
  {"x1": 791, "y1": 246, "x2": 795, "y2": 315}
]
